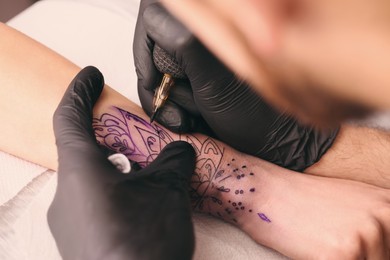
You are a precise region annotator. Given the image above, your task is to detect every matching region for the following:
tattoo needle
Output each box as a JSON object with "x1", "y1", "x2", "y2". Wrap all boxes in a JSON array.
[
  {"x1": 150, "y1": 73, "x2": 175, "y2": 123},
  {"x1": 150, "y1": 45, "x2": 187, "y2": 123}
]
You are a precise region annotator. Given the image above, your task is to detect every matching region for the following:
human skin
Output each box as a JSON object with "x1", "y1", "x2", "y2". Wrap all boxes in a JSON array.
[
  {"x1": 1, "y1": 22, "x2": 390, "y2": 258},
  {"x1": 161, "y1": 0, "x2": 390, "y2": 124},
  {"x1": 306, "y1": 124, "x2": 390, "y2": 188}
]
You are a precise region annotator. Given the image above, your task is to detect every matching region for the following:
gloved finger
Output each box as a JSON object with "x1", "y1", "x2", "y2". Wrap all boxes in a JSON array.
[
  {"x1": 142, "y1": 3, "x2": 193, "y2": 59},
  {"x1": 143, "y1": 3, "x2": 229, "y2": 86},
  {"x1": 129, "y1": 141, "x2": 196, "y2": 183},
  {"x1": 138, "y1": 83, "x2": 213, "y2": 134},
  {"x1": 134, "y1": 0, "x2": 162, "y2": 91},
  {"x1": 54, "y1": 66, "x2": 103, "y2": 147},
  {"x1": 137, "y1": 82, "x2": 191, "y2": 133},
  {"x1": 53, "y1": 66, "x2": 115, "y2": 173},
  {"x1": 138, "y1": 75, "x2": 200, "y2": 117},
  {"x1": 115, "y1": 141, "x2": 196, "y2": 260},
  {"x1": 163, "y1": 78, "x2": 199, "y2": 116}
]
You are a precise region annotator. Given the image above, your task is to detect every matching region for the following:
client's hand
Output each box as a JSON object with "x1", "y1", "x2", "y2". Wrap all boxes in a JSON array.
[
  {"x1": 204, "y1": 154, "x2": 390, "y2": 259},
  {"x1": 47, "y1": 66, "x2": 195, "y2": 260},
  {"x1": 134, "y1": 3, "x2": 339, "y2": 171}
]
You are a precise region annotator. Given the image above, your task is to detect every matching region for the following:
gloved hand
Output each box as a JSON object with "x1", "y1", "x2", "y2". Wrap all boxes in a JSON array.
[
  {"x1": 48, "y1": 66, "x2": 195, "y2": 260},
  {"x1": 133, "y1": 3, "x2": 339, "y2": 171},
  {"x1": 133, "y1": 0, "x2": 214, "y2": 135}
]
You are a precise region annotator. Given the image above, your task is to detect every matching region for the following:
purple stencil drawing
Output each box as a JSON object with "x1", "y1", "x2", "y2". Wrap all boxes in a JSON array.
[{"x1": 258, "y1": 213, "x2": 271, "y2": 223}]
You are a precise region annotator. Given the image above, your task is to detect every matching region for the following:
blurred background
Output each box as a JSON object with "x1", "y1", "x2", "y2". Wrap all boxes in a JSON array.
[{"x1": 0, "y1": 0, "x2": 39, "y2": 22}]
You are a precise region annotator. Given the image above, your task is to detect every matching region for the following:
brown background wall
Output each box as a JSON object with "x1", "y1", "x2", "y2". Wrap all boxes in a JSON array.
[{"x1": 0, "y1": 0, "x2": 39, "y2": 22}]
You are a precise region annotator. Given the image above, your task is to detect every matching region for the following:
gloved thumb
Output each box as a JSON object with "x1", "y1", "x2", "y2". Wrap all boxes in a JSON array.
[
  {"x1": 110, "y1": 141, "x2": 197, "y2": 260},
  {"x1": 53, "y1": 66, "x2": 107, "y2": 172},
  {"x1": 120, "y1": 140, "x2": 197, "y2": 260},
  {"x1": 129, "y1": 141, "x2": 196, "y2": 184}
]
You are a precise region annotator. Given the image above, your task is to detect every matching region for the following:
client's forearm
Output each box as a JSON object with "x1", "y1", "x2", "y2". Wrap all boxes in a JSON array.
[
  {"x1": 0, "y1": 23, "x2": 275, "y2": 224},
  {"x1": 91, "y1": 101, "x2": 390, "y2": 259},
  {"x1": 0, "y1": 22, "x2": 80, "y2": 168},
  {"x1": 0, "y1": 22, "x2": 275, "y2": 229},
  {"x1": 92, "y1": 93, "x2": 277, "y2": 224}
]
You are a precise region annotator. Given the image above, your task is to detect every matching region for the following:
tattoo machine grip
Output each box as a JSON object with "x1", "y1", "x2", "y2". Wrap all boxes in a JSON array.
[
  {"x1": 152, "y1": 44, "x2": 187, "y2": 79},
  {"x1": 150, "y1": 45, "x2": 187, "y2": 122}
]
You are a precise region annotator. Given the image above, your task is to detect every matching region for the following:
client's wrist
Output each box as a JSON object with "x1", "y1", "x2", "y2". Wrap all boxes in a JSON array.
[{"x1": 190, "y1": 146, "x2": 277, "y2": 227}]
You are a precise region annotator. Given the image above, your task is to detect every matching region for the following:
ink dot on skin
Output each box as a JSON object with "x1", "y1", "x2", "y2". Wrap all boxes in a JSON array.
[
  {"x1": 228, "y1": 200, "x2": 231, "y2": 203},
  {"x1": 236, "y1": 176, "x2": 241, "y2": 180},
  {"x1": 250, "y1": 188, "x2": 256, "y2": 192},
  {"x1": 250, "y1": 173, "x2": 254, "y2": 176},
  {"x1": 238, "y1": 202, "x2": 242, "y2": 206},
  {"x1": 249, "y1": 209, "x2": 253, "y2": 213},
  {"x1": 235, "y1": 190, "x2": 239, "y2": 194},
  {"x1": 227, "y1": 164, "x2": 230, "y2": 166},
  {"x1": 240, "y1": 190, "x2": 244, "y2": 194},
  {"x1": 258, "y1": 213, "x2": 272, "y2": 223},
  {"x1": 242, "y1": 165, "x2": 247, "y2": 169},
  {"x1": 241, "y1": 174, "x2": 245, "y2": 178},
  {"x1": 232, "y1": 202, "x2": 237, "y2": 207}
]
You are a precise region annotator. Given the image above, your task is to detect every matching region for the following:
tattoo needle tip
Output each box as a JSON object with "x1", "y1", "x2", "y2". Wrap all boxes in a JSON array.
[{"x1": 150, "y1": 111, "x2": 157, "y2": 123}]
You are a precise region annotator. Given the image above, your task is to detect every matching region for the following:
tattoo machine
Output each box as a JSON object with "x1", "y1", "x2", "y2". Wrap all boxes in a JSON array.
[{"x1": 150, "y1": 45, "x2": 187, "y2": 123}]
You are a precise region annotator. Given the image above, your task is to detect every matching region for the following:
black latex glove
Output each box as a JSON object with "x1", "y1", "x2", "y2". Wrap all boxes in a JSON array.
[
  {"x1": 133, "y1": 3, "x2": 339, "y2": 171},
  {"x1": 48, "y1": 66, "x2": 195, "y2": 260},
  {"x1": 133, "y1": 0, "x2": 214, "y2": 135}
]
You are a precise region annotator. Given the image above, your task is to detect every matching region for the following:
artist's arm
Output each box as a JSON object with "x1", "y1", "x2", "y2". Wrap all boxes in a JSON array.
[
  {"x1": 306, "y1": 124, "x2": 390, "y2": 188},
  {"x1": 1, "y1": 22, "x2": 390, "y2": 258},
  {"x1": 135, "y1": 3, "x2": 390, "y2": 190}
]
